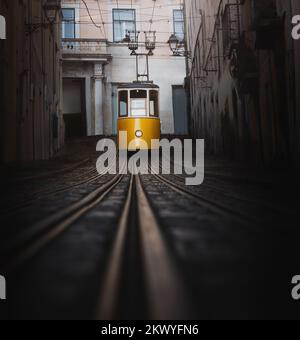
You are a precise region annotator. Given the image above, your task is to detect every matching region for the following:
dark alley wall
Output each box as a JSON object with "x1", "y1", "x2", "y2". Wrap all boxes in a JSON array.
[
  {"x1": 185, "y1": 0, "x2": 300, "y2": 166},
  {"x1": 0, "y1": 0, "x2": 63, "y2": 163}
]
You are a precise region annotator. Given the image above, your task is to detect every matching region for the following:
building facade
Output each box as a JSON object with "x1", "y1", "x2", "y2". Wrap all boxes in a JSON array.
[
  {"x1": 185, "y1": 0, "x2": 300, "y2": 164},
  {"x1": 0, "y1": 0, "x2": 63, "y2": 163},
  {"x1": 61, "y1": 0, "x2": 188, "y2": 138}
]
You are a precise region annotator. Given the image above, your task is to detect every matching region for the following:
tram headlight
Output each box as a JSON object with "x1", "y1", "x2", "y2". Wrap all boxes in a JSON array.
[{"x1": 135, "y1": 130, "x2": 143, "y2": 138}]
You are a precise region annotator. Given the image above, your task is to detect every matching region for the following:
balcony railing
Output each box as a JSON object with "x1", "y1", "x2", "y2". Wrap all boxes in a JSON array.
[{"x1": 62, "y1": 38, "x2": 109, "y2": 58}]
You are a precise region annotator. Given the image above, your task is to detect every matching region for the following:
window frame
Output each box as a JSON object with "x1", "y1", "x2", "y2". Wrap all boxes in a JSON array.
[
  {"x1": 113, "y1": 8, "x2": 136, "y2": 43},
  {"x1": 118, "y1": 90, "x2": 129, "y2": 117},
  {"x1": 173, "y1": 9, "x2": 184, "y2": 41},
  {"x1": 149, "y1": 90, "x2": 160, "y2": 117},
  {"x1": 118, "y1": 88, "x2": 160, "y2": 118},
  {"x1": 130, "y1": 90, "x2": 148, "y2": 117},
  {"x1": 62, "y1": 8, "x2": 76, "y2": 39}
]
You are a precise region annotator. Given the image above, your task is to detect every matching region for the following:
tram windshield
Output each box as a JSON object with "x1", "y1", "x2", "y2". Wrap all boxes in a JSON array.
[
  {"x1": 130, "y1": 90, "x2": 147, "y2": 117},
  {"x1": 118, "y1": 88, "x2": 159, "y2": 118}
]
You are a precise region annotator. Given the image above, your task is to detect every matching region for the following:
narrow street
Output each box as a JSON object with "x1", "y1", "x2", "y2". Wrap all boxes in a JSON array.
[
  {"x1": 0, "y1": 138, "x2": 299, "y2": 320},
  {"x1": 1, "y1": 0, "x2": 300, "y2": 323}
]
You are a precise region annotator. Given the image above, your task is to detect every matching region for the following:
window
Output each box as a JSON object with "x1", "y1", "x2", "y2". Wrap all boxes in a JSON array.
[
  {"x1": 173, "y1": 9, "x2": 184, "y2": 41},
  {"x1": 119, "y1": 91, "x2": 128, "y2": 117},
  {"x1": 62, "y1": 8, "x2": 75, "y2": 39},
  {"x1": 149, "y1": 91, "x2": 159, "y2": 117},
  {"x1": 113, "y1": 9, "x2": 136, "y2": 42},
  {"x1": 130, "y1": 90, "x2": 147, "y2": 117}
]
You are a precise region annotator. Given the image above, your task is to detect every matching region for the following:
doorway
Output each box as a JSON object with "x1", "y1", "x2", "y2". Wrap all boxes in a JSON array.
[
  {"x1": 172, "y1": 85, "x2": 188, "y2": 135},
  {"x1": 63, "y1": 78, "x2": 87, "y2": 139}
]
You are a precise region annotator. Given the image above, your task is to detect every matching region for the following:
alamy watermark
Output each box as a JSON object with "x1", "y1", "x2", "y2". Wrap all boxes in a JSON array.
[
  {"x1": 292, "y1": 16, "x2": 300, "y2": 40},
  {"x1": 0, "y1": 15, "x2": 6, "y2": 40},
  {"x1": 292, "y1": 275, "x2": 300, "y2": 301},
  {"x1": 96, "y1": 132, "x2": 205, "y2": 186},
  {"x1": 0, "y1": 275, "x2": 6, "y2": 300}
]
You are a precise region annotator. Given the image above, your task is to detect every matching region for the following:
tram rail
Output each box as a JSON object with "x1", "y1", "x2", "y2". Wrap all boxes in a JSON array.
[
  {"x1": 2, "y1": 167, "x2": 103, "y2": 215},
  {"x1": 9, "y1": 158, "x2": 90, "y2": 183},
  {"x1": 0, "y1": 174, "x2": 124, "y2": 274},
  {"x1": 97, "y1": 174, "x2": 191, "y2": 320}
]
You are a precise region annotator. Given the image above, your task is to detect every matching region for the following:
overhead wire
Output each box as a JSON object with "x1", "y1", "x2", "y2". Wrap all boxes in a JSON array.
[
  {"x1": 96, "y1": 0, "x2": 107, "y2": 39},
  {"x1": 62, "y1": 1, "x2": 190, "y2": 46},
  {"x1": 81, "y1": 0, "x2": 103, "y2": 32},
  {"x1": 149, "y1": 0, "x2": 157, "y2": 32},
  {"x1": 143, "y1": 0, "x2": 158, "y2": 80}
]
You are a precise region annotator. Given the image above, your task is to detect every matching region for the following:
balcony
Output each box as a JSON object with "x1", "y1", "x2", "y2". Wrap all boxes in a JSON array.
[{"x1": 62, "y1": 39, "x2": 112, "y2": 62}]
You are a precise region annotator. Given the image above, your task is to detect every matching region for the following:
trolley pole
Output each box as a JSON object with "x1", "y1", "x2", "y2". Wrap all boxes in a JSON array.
[
  {"x1": 135, "y1": 53, "x2": 150, "y2": 82},
  {"x1": 123, "y1": 31, "x2": 156, "y2": 83}
]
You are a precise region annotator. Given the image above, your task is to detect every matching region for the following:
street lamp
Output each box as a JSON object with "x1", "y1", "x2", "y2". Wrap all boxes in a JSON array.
[
  {"x1": 145, "y1": 31, "x2": 156, "y2": 56},
  {"x1": 26, "y1": 1, "x2": 60, "y2": 34},
  {"x1": 168, "y1": 34, "x2": 191, "y2": 58},
  {"x1": 125, "y1": 30, "x2": 156, "y2": 56},
  {"x1": 44, "y1": 1, "x2": 61, "y2": 24},
  {"x1": 127, "y1": 30, "x2": 140, "y2": 55},
  {"x1": 124, "y1": 31, "x2": 157, "y2": 82},
  {"x1": 168, "y1": 34, "x2": 180, "y2": 55}
]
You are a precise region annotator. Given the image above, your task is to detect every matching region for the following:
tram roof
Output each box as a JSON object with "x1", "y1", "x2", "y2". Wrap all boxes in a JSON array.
[{"x1": 117, "y1": 82, "x2": 159, "y2": 90}]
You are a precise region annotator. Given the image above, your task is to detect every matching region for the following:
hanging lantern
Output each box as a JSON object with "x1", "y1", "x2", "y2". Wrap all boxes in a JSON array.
[
  {"x1": 145, "y1": 31, "x2": 156, "y2": 53},
  {"x1": 127, "y1": 30, "x2": 140, "y2": 55},
  {"x1": 168, "y1": 34, "x2": 180, "y2": 55}
]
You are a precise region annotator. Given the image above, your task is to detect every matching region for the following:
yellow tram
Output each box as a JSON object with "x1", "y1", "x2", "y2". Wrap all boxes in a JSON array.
[{"x1": 117, "y1": 83, "x2": 161, "y2": 151}]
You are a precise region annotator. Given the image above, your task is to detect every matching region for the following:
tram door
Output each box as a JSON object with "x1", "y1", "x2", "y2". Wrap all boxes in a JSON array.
[{"x1": 172, "y1": 85, "x2": 188, "y2": 135}]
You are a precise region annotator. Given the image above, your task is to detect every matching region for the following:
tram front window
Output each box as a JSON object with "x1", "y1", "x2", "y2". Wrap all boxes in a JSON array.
[
  {"x1": 130, "y1": 90, "x2": 147, "y2": 117},
  {"x1": 119, "y1": 91, "x2": 128, "y2": 117}
]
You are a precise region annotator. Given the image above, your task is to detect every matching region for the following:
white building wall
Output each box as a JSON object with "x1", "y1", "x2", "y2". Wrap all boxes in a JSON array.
[
  {"x1": 108, "y1": 47, "x2": 185, "y2": 133},
  {"x1": 62, "y1": 0, "x2": 186, "y2": 136}
]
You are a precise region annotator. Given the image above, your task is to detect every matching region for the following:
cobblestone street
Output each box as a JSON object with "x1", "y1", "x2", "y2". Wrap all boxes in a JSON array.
[{"x1": 0, "y1": 138, "x2": 299, "y2": 320}]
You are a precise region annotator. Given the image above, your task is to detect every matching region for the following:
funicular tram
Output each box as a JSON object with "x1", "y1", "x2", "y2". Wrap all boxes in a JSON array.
[{"x1": 117, "y1": 83, "x2": 161, "y2": 151}]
